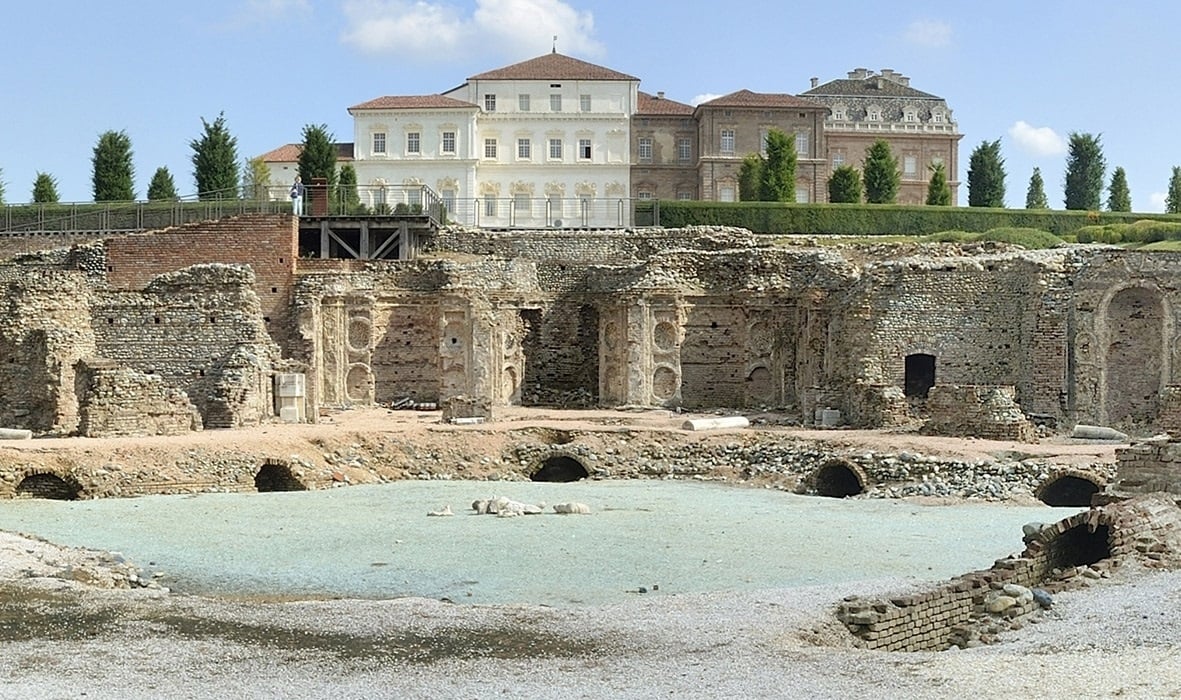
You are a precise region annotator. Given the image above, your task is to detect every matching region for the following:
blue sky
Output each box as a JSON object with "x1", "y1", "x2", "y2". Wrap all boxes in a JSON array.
[{"x1": 2, "y1": 0, "x2": 1177, "y2": 210}]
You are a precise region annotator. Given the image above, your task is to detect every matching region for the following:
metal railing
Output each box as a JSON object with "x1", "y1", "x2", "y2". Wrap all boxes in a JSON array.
[{"x1": 0, "y1": 186, "x2": 659, "y2": 233}]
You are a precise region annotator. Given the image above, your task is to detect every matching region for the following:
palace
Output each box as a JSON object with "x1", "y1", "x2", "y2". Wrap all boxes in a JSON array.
[{"x1": 261, "y1": 54, "x2": 961, "y2": 226}]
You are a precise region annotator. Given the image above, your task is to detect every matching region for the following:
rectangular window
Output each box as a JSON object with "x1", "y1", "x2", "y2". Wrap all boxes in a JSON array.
[
  {"x1": 676, "y1": 190, "x2": 693, "y2": 200},
  {"x1": 677, "y1": 138, "x2": 691, "y2": 162},
  {"x1": 759, "y1": 129, "x2": 769, "y2": 157},
  {"x1": 550, "y1": 94, "x2": 562, "y2": 111},
  {"x1": 549, "y1": 138, "x2": 562, "y2": 159},
  {"x1": 904, "y1": 155, "x2": 917, "y2": 175},
  {"x1": 832, "y1": 151, "x2": 845, "y2": 168},
  {"x1": 637, "y1": 191, "x2": 653, "y2": 200},
  {"x1": 795, "y1": 132, "x2": 809, "y2": 157},
  {"x1": 406, "y1": 132, "x2": 420, "y2": 154},
  {"x1": 518, "y1": 94, "x2": 530, "y2": 111},
  {"x1": 795, "y1": 187, "x2": 809, "y2": 203},
  {"x1": 720, "y1": 129, "x2": 735, "y2": 155},
  {"x1": 578, "y1": 138, "x2": 592, "y2": 160},
  {"x1": 513, "y1": 193, "x2": 530, "y2": 215},
  {"x1": 548, "y1": 195, "x2": 562, "y2": 219},
  {"x1": 580, "y1": 94, "x2": 591, "y2": 112},
  {"x1": 719, "y1": 185, "x2": 736, "y2": 202},
  {"x1": 441, "y1": 189, "x2": 455, "y2": 214},
  {"x1": 638, "y1": 137, "x2": 653, "y2": 162},
  {"x1": 442, "y1": 131, "x2": 456, "y2": 154},
  {"x1": 372, "y1": 132, "x2": 386, "y2": 154},
  {"x1": 484, "y1": 94, "x2": 496, "y2": 111},
  {"x1": 484, "y1": 197, "x2": 496, "y2": 216},
  {"x1": 933, "y1": 113, "x2": 944, "y2": 123},
  {"x1": 484, "y1": 138, "x2": 497, "y2": 159},
  {"x1": 517, "y1": 138, "x2": 531, "y2": 159}
]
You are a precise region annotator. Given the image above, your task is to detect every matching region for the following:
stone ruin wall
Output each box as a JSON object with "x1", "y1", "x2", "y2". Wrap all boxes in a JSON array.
[{"x1": 7, "y1": 217, "x2": 1181, "y2": 438}]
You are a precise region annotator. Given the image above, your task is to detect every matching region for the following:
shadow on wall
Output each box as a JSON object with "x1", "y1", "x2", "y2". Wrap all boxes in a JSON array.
[{"x1": 16, "y1": 473, "x2": 82, "y2": 500}]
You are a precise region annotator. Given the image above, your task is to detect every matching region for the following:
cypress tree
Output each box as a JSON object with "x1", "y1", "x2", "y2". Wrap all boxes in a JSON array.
[
  {"x1": 967, "y1": 139, "x2": 1005, "y2": 207},
  {"x1": 1063, "y1": 132, "x2": 1106, "y2": 210},
  {"x1": 863, "y1": 140, "x2": 899, "y2": 204},
  {"x1": 147, "y1": 167, "x2": 178, "y2": 201},
  {"x1": 32, "y1": 172, "x2": 60, "y2": 203},
  {"x1": 191, "y1": 112, "x2": 240, "y2": 200},
  {"x1": 1025, "y1": 167, "x2": 1049, "y2": 209},
  {"x1": 92, "y1": 130, "x2": 136, "y2": 201},
  {"x1": 1167, "y1": 167, "x2": 1181, "y2": 214},
  {"x1": 1106, "y1": 166, "x2": 1131, "y2": 212},
  {"x1": 827, "y1": 166, "x2": 862, "y2": 203},
  {"x1": 925, "y1": 162, "x2": 951, "y2": 206},
  {"x1": 757, "y1": 129, "x2": 797, "y2": 202}
]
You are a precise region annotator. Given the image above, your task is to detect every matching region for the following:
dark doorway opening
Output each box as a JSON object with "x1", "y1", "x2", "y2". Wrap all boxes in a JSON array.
[
  {"x1": 1039, "y1": 476, "x2": 1100, "y2": 507},
  {"x1": 1053, "y1": 523, "x2": 1111, "y2": 568},
  {"x1": 813, "y1": 462, "x2": 864, "y2": 498},
  {"x1": 904, "y1": 353, "x2": 936, "y2": 398},
  {"x1": 255, "y1": 462, "x2": 308, "y2": 492},
  {"x1": 532, "y1": 456, "x2": 589, "y2": 482},
  {"x1": 16, "y1": 473, "x2": 81, "y2": 500}
]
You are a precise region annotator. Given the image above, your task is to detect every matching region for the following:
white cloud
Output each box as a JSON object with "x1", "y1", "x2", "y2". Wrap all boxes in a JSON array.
[
  {"x1": 903, "y1": 20, "x2": 952, "y2": 48},
  {"x1": 1149, "y1": 192, "x2": 1168, "y2": 213},
  {"x1": 1008, "y1": 121, "x2": 1068, "y2": 157},
  {"x1": 228, "y1": 0, "x2": 311, "y2": 27},
  {"x1": 341, "y1": 0, "x2": 604, "y2": 62},
  {"x1": 690, "y1": 93, "x2": 723, "y2": 107}
]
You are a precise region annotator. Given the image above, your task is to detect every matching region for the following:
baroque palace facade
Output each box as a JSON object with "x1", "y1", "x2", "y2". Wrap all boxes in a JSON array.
[{"x1": 262, "y1": 53, "x2": 961, "y2": 226}]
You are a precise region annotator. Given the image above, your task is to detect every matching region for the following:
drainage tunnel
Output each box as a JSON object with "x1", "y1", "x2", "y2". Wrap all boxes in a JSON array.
[
  {"x1": 531, "y1": 456, "x2": 589, "y2": 482},
  {"x1": 15, "y1": 473, "x2": 81, "y2": 500},
  {"x1": 812, "y1": 462, "x2": 865, "y2": 498},
  {"x1": 1038, "y1": 475, "x2": 1101, "y2": 507}
]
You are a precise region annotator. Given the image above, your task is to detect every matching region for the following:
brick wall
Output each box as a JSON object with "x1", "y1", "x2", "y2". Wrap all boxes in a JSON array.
[{"x1": 104, "y1": 214, "x2": 298, "y2": 353}]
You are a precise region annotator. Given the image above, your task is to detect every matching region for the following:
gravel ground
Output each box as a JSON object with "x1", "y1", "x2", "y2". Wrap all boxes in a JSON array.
[{"x1": 2, "y1": 529, "x2": 1180, "y2": 700}]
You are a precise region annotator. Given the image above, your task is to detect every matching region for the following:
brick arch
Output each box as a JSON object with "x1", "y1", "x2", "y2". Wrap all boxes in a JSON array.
[
  {"x1": 16, "y1": 471, "x2": 83, "y2": 500},
  {"x1": 254, "y1": 459, "x2": 308, "y2": 492},
  {"x1": 1035, "y1": 470, "x2": 1105, "y2": 507},
  {"x1": 807, "y1": 458, "x2": 868, "y2": 498},
  {"x1": 1099, "y1": 283, "x2": 1171, "y2": 425},
  {"x1": 530, "y1": 451, "x2": 589, "y2": 482}
]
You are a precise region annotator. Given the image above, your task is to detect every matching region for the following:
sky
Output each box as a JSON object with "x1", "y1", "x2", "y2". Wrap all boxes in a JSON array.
[{"x1": 2, "y1": 0, "x2": 1178, "y2": 211}]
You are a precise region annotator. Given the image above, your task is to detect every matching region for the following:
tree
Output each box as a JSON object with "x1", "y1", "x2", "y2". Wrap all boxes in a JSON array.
[
  {"x1": 147, "y1": 167, "x2": 178, "y2": 201},
  {"x1": 1167, "y1": 167, "x2": 1181, "y2": 214},
  {"x1": 966, "y1": 139, "x2": 1005, "y2": 207},
  {"x1": 298, "y1": 123, "x2": 338, "y2": 206},
  {"x1": 1025, "y1": 167, "x2": 1049, "y2": 209},
  {"x1": 925, "y1": 162, "x2": 951, "y2": 206},
  {"x1": 191, "y1": 112, "x2": 240, "y2": 200},
  {"x1": 92, "y1": 130, "x2": 135, "y2": 201},
  {"x1": 242, "y1": 156, "x2": 272, "y2": 201},
  {"x1": 1063, "y1": 132, "x2": 1106, "y2": 210},
  {"x1": 757, "y1": 129, "x2": 797, "y2": 202},
  {"x1": 337, "y1": 163, "x2": 363, "y2": 214},
  {"x1": 737, "y1": 153, "x2": 762, "y2": 201},
  {"x1": 1106, "y1": 166, "x2": 1131, "y2": 212},
  {"x1": 32, "y1": 172, "x2": 60, "y2": 203},
  {"x1": 827, "y1": 166, "x2": 862, "y2": 203},
  {"x1": 0, "y1": 167, "x2": 6, "y2": 204},
  {"x1": 862, "y1": 140, "x2": 899, "y2": 204}
]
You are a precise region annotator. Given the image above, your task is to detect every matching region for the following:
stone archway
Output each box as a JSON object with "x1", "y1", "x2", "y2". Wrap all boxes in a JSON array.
[
  {"x1": 1036, "y1": 472, "x2": 1103, "y2": 507},
  {"x1": 255, "y1": 460, "x2": 308, "y2": 492},
  {"x1": 531, "y1": 455, "x2": 589, "y2": 482},
  {"x1": 810, "y1": 460, "x2": 866, "y2": 498},
  {"x1": 1104, "y1": 286, "x2": 1165, "y2": 425},
  {"x1": 16, "y1": 473, "x2": 81, "y2": 500}
]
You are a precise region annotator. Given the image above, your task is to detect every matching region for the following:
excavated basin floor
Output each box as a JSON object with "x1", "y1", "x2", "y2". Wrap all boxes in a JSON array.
[{"x1": 0, "y1": 481, "x2": 1081, "y2": 606}]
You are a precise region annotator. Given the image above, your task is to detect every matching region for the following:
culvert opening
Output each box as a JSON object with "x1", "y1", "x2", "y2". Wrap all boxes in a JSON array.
[
  {"x1": 813, "y1": 463, "x2": 864, "y2": 498},
  {"x1": 16, "y1": 473, "x2": 81, "y2": 500},
  {"x1": 1053, "y1": 523, "x2": 1111, "y2": 568},
  {"x1": 254, "y1": 463, "x2": 308, "y2": 492},
  {"x1": 531, "y1": 456, "x2": 589, "y2": 482},
  {"x1": 1039, "y1": 475, "x2": 1100, "y2": 507}
]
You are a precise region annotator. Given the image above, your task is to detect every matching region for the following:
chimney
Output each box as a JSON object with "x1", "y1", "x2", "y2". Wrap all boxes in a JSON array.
[
  {"x1": 848, "y1": 67, "x2": 870, "y2": 80},
  {"x1": 810, "y1": 77, "x2": 818, "y2": 88},
  {"x1": 656, "y1": 91, "x2": 664, "y2": 99}
]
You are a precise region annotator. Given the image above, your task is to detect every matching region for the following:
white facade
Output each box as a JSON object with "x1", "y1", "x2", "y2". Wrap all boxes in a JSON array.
[{"x1": 347, "y1": 53, "x2": 640, "y2": 227}]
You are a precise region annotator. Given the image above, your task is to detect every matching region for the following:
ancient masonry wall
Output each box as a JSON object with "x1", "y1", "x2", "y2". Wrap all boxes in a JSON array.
[
  {"x1": 1113, "y1": 438, "x2": 1181, "y2": 494},
  {"x1": 104, "y1": 214, "x2": 299, "y2": 355},
  {"x1": 921, "y1": 385, "x2": 1037, "y2": 442},
  {"x1": 75, "y1": 359, "x2": 201, "y2": 437},
  {"x1": 837, "y1": 496, "x2": 1180, "y2": 651}
]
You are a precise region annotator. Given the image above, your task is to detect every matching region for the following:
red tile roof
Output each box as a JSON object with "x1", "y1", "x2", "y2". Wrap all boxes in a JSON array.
[
  {"x1": 258, "y1": 143, "x2": 355, "y2": 163},
  {"x1": 469, "y1": 52, "x2": 638, "y2": 81},
  {"x1": 697, "y1": 89, "x2": 820, "y2": 110},
  {"x1": 348, "y1": 94, "x2": 477, "y2": 111},
  {"x1": 637, "y1": 91, "x2": 694, "y2": 116}
]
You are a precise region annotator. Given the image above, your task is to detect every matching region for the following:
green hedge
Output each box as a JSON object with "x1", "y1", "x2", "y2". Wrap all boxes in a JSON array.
[
  {"x1": 1074, "y1": 219, "x2": 1181, "y2": 244},
  {"x1": 651, "y1": 201, "x2": 1181, "y2": 237}
]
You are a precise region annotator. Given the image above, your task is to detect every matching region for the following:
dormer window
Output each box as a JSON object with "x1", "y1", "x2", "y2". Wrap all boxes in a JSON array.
[
  {"x1": 933, "y1": 111, "x2": 945, "y2": 123},
  {"x1": 831, "y1": 104, "x2": 847, "y2": 120},
  {"x1": 867, "y1": 106, "x2": 881, "y2": 122},
  {"x1": 903, "y1": 108, "x2": 918, "y2": 123}
]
